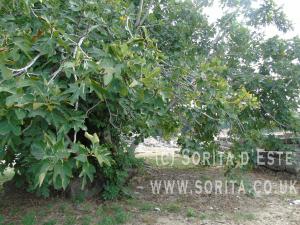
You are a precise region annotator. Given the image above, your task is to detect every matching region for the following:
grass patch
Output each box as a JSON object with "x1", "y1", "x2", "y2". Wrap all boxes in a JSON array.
[
  {"x1": 99, "y1": 216, "x2": 115, "y2": 225},
  {"x1": 198, "y1": 211, "x2": 224, "y2": 220},
  {"x1": 96, "y1": 206, "x2": 105, "y2": 217},
  {"x1": 95, "y1": 203, "x2": 131, "y2": 225},
  {"x1": 43, "y1": 220, "x2": 57, "y2": 225},
  {"x1": 80, "y1": 216, "x2": 92, "y2": 225},
  {"x1": 163, "y1": 203, "x2": 181, "y2": 213},
  {"x1": 186, "y1": 207, "x2": 196, "y2": 217},
  {"x1": 138, "y1": 202, "x2": 155, "y2": 211},
  {"x1": 63, "y1": 215, "x2": 76, "y2": 225},
  {"x1": 199, "y1": 212, "x2": 208, "y2": 220},
  {"x1": 234, "y1": 212, "x2": 256, "y2": 221},
  {"x1": 98, "y1": 207, "x2": 131, "y2": 225},
  {"x1": 126, "y1": 199, "x2": 155, "y2": 212},
  {"x1": 0, "y1": 214, "x2": 5, "y2": 225},
  {"x1": 115, "y1": 210, "x2": 131, "y2": 224},
  {"x1": 21, "y1": 212, "x2": 37, "y2": 225}
]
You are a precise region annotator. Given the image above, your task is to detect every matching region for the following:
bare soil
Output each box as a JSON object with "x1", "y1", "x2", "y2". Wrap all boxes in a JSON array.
[{"x1": 0, "y1": 148, "x2": 300, "y2": 225}]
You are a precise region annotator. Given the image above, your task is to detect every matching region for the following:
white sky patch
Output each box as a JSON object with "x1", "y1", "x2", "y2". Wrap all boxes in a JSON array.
[
  {"x1": 263, "y1": 0, "x2": 300, "y2": 38},
  {"x1": 204, "y1": 0, "x2": 300, "y2": 38}
]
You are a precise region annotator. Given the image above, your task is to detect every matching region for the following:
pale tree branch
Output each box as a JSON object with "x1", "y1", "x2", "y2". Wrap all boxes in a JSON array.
[
  {"x1": 9, "y1": 53, "x2": 43, "y2": 76},
  {"x1": 139, "y1": 0, "x2": 154, "y2": 26},
  {"x1": 72, "y1": 26, "x2": 98, "y2": 143},
  {"x1": 126, "y1": 17, "x2": 134, "y2": 38},
  {"x1": 73, "y1": 36, "x2": 86, "y2": 59},
  {"x1": 86, "y1": 101, "x2": 101, "y2": 117},
  {"x1": 47, "y1": 64, "x2": 63, "y2": 85},
  {"x1": 135, "y1": 0, "x2": 144, "y2": 27},
  {"x1": 48, "y1": 26, "x2": 98, "y2": 85}
]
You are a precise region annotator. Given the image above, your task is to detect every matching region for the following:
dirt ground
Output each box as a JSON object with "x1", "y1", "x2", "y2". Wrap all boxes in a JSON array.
[
  {"x1": 128, "y1": 164, "x2": 300, "y2": 225},
  {"x1": 0, "y1": 148, "x2": 300, "y2": 225}
]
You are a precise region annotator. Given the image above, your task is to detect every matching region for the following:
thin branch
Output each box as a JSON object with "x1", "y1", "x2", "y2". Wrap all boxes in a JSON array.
[
  {"x1": 135, "y1": 0, "x2": 144, "y2": 27},
  {"x1": 47, "y1": 64, "x2": 63, "y2": 85},
  {"x1": 126, "y1": 17, "x2": 133, "y2": 38},
  {"x1": 104, "y1": 98, "x2": 119, "y2": 130},
  {"x1": 21, "y1": 120, "x2": 33, "y2": 134},
  {"x1": 73, "y1": 73, "x2": 79, "y2": 143},
  {"x1": 48, "y1": 26, "x2": 98, "y2": 85},
  {"x1": 9, "y1": 53, "x2": 42, "y2": 76},
  {"x1": 73, "y1": 25, "x2": 99, "y2": 59},
  {"x1": 201, "y1": 111, "x2": 220, "y2": 121},
  {"x1": 86, "y1": 101, "x2": 101, "y2": 117},
  {"x1": 73, "y1": 36, "x2": 86, "y2": 59},
  {"x1": 65, "y1": 134, "x2": 72, "y2": 144},
  {"x1": 139, "y1": 0, "x2": 154, "y2": 26},
  {"x1": 261, "y1": 105, "x2": 288, "y2": 128},
  {"x1": 167, "y1": 98, "x2": 178, "y2": 111},
  {"x1": 30, "y1": 7, "x2": 39, "y2": 18},
  {"x1": 71, "y1": 26, "x2": 99, "y2": 143}
]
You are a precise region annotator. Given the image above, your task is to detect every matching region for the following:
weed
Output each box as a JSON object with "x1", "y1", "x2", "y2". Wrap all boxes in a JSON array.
[
  {"x1": 80, "y1": 215, "x2": 93, "y2": 225},
  {"x1": 59, "y1": 203, "x2": 67, "y2": 214},
  {"x1": 9, "y1": 209, "x2": 19, "y2": 217},
  {"x1": 63, "y1": 215, "x2": 76, "y2": 225},
  {"x1": 115, "y1": 210, "x2": 130, "y2": 224},
  {"x1": 139, "y1": 202, "x2": 155, "y2": 211},
  {"x1": 234, "y1": 212, "x2": 256, "y2": 221},
  {"x1": 186, "y1": 208, "x2": 196, "y2": 217},
  {"x1": 109, "y1": 203, "x2": 123, "y2": 212},
  {"x1": 96, "y1": 206, "x2": 104, "y2": 217},
  {"x1": 97, "y1": 205, "x2": 130, "y2": 225},
  {"x1": 43, "y1": 220, "x2": 57, "y2": 225},
  {"x1": 21, "y1": 212, "x2": 36, "y2": 225},
  {"x1": 164, "y1": 203, "x2": 181, "y2": 213},
  {"x1": 127, "y1": 199, "x2": 155, "y2": 212},
  {"x1": 0, "y1": 214, "x2": 4, "y2": 225},
  {"x1": 99, "y1": 216, "x2": 115, "y2": 225},
  {"x1": 199, "y1": 212, "x2": 207, "y2": 220}
]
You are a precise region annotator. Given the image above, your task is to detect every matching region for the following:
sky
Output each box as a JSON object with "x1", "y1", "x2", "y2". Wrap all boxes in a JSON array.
[
  {"x1": 204, "y1": 0, "x2": 300, "y2": 38},
  {"x1": 268, "y1": 0, "x2": 300, "y2": 38}
]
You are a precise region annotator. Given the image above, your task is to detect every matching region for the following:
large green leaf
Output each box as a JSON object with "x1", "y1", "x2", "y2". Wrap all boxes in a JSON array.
[
  {"x1": 53, "y1": 162, "x2": 73, "y2": 190},
  {"x1": 36, "y1": 161, "x2": 51, "y2": 188},
  {"x1": 92, "y1": 146, "x2": 111, "y2": 167}
]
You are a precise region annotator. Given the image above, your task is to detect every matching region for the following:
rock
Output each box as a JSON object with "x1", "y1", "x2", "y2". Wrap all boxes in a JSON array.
[
  {"x1": 290, "y1": 200, "x2": 300, "y2": 205},
  {"x1": 258, "y1": 151, "x2": 300, "y2": 175},
  {"x1": 154, "y1": 207, "x2": 161, "y2": 212},
  {"x1": 144, "y1": 137, "x2": 160, "y2": 147}
]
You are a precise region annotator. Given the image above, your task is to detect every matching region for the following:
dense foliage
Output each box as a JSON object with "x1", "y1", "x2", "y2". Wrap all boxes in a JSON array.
[{"x1": 0, "y1": 0, "x2": 299, "y2": 197}]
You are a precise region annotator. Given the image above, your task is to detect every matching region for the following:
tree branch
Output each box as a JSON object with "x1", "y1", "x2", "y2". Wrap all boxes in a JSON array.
[
  {"x1": 135, "y1": 0, "x2": 144, "y2": 27},
  {"x1": 126, "y1": 17, "x2": 134, "y2": 38},
  {"x1": 9, "y1": 53, "x2": 43, "y2": 76},
  {"x1": 104, "y1": 98, "x2": 119, "y2": 130},
  {"x1": 86, "y1": 101, "x2": 101, "y2": 117},
  {"x1": 48, "y1": 26, "x2": 98, "y2": 85},
  {"x1": 139, "y1": 0, "x2": 154, "y2": 26},
  {"x1": 47, "y1": 64, "x2": 63, "y2": 85}
]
